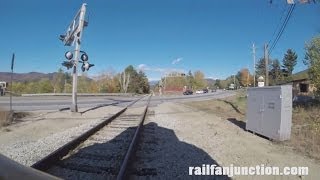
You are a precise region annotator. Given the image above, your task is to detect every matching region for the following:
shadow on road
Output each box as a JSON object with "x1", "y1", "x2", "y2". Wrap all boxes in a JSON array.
[{"x1": 45, "y1": 122, "x2": 230, "y2": 180}]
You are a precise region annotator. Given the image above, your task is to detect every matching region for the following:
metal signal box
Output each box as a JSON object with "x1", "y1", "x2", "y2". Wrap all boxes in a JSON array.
[{"x1": 246, "y1": 85, "x2": 292, "y2": 141}]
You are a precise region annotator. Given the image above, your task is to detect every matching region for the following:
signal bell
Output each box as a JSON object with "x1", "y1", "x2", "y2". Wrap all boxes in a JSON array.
[{"x1": 62, "y1": 60, "x2": 74, "y2": 70}]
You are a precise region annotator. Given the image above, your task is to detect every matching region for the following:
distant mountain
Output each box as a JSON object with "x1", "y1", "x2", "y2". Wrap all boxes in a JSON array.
[
  {"x1": 0, "y1": 72, "x2": 56, "y2": 82},
  {"x1": 0, "y1": 72, "x2": 92, "y2": 82},
  {"x1": 205, "y1": 78, "x2": 216, "y2": 85},
  {"x1": 149, "y1": 80, "x2": 159, "y2": 87}
]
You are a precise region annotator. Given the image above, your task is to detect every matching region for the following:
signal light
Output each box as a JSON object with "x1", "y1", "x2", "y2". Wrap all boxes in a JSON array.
[
  {"x1": 81, "y1": 53, "x2": 88, "y2": 61},
  {"x1": 65, "y1": 51, "x2": 73, "y2": 60},
  {"x1": 81, "y1": 62, "x2": 94, "y2": 72}
]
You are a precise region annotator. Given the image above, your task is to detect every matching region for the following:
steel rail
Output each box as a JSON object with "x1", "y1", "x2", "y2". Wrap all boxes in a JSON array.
[
  {"x1": 117, "y1": 95, "x2": 152, "y2": 180},
  {"x1": 31, "y1": 95, "x2": 146, "y2": 171}
]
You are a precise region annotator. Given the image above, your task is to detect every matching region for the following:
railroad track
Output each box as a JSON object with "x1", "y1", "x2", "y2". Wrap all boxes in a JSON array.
[{"x1": 31, "y1": 95, "x2": 152, "y2": 180}]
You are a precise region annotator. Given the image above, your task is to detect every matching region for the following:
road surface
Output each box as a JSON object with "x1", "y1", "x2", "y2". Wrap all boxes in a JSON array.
[{"x1": 0, "y1": 90, "x2": 235, "y2": 111}]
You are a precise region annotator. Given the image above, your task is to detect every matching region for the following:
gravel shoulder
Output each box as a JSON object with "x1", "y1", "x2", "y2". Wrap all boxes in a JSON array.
[
  {"x1": 145, "y1": 102, "x2": 320, "y2": 180},
  {"x1": 0, "y1": 105, "x2": 123, "y2": 166},
  {"x1": 1, "y1": 96, "x2": 319, "y2": 180}
]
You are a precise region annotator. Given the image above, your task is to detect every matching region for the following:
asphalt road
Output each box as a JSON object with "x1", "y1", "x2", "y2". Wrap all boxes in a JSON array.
[{"x1": 0, "y1": 90, "x2": 235, "y2": 111}]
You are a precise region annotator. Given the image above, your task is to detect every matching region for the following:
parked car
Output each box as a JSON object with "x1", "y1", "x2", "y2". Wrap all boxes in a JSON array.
[
  {"x1": 183, "y1": 89, "x2": 193, "y2": 95},
  {"x1": 195, "y1": 90, "x2": 204, "y2": 94},
  {"x1": 203, "y1": 89, "x2": 209, "y2": 93}
]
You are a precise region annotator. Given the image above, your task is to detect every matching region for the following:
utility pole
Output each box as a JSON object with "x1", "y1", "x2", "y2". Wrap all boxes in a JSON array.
[
  {"x1": 247, "y1": 66, "x2": 249, "y2": 87},
  {"x1": 10, "y1": 53, "x2": 14, "y2": 113},
  {"x1": 252, "y1": 43, "x2": 256, "y2": 87},
  {"x1": 233, "y1": 74, "x2": 236, "y2": 89},
  {"x1": 264, "y1": 43, "x2": 269, "y2": 86}
]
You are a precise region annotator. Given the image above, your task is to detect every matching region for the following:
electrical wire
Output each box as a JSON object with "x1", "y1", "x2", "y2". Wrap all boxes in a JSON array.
[
  {"x1": 269, "y1": 4, "x2": 296, "y2": 55},
  {"x1": 268, "y1": 4, "x2": 289, "y2": 46}
]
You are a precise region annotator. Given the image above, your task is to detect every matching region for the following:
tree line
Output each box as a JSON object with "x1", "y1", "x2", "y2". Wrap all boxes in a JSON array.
[
  {"x1": 157, "y1": 70, "x2": 209, "y2": 91},
  {"x1": 214, "y1": 35, "x2": 320, "y2": 95},
  {"x1": 11, "y1": 65, "x2": 150, "y2": 94}
]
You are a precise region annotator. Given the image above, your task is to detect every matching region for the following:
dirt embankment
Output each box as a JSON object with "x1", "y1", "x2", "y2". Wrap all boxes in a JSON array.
[
  {"x1": 148, "y1": 98, "x2": 319, "y2": 179},
  {"x1": 184, "y1": 91, "x2": 320, "y2": 162}
]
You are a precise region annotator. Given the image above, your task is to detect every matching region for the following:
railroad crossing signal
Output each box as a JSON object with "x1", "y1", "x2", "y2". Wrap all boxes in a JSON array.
[
  {"x1": 62, "y1": 50, "x2": 94, "y2": 72},
  {"x1": 59, "y1": 3, "x2": 89, "y2": 112}
]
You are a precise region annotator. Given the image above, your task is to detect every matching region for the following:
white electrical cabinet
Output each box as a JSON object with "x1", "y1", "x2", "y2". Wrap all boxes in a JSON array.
[{"x1": 246, "y1": 85, "x2": 292, "y2": 141}]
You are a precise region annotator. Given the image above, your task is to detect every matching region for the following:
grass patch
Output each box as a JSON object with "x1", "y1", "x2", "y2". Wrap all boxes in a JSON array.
[
  {"x1": 0, "y1": 108, "x2": 13, "y2": 127},
  {"x1": 288, "y1": 106, "x2": 320, "y2": 160},
  {"x1": 184, "y1": 90, "x2": 247, "y2": 120},
  {"x1": 184, "y1": 89, "x2": 320, "y2": 161},
  {"x1": 0, "y1": 109, "x2": 30, "y2": 128}
]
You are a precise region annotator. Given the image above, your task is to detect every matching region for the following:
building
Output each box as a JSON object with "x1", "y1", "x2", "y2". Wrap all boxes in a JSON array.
[{"x1": 290, "y1": 70, "x2": 316, "y2": 96}]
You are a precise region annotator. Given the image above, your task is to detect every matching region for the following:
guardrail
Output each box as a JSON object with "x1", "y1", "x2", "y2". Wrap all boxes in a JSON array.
[{"x1": 21, "y1": 93, "x2": 134, "y2": 97}]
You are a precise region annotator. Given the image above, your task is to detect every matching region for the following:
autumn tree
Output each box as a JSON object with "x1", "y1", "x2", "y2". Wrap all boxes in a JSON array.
[
  {"x1": 51, "y1": 68, "x2": 65, "y2": 93},
  {"x1": 163, "y1": 72, "x2": 186, "y2": 91},
  {"x1": 186, "y1": 70, "x2": 195, "y2": 89},
  {"x1": 193, "y1": 70, "x2": 207, "y2": 89},
  {"x1": 304, "y1": 36, "x2": 320, "y2": 95},
  {"x1": 237, "y1": 68, "x2": 252, "y2": 87},
  {"x1": 97, "y1": 69, "x2": 119, "y2": 93},
  {"x1": 77, "y1": 74, "x2": 91, "y2": 93},
  {"x1": 119, "y1": 70, "x2": 130, "y2": 93}
]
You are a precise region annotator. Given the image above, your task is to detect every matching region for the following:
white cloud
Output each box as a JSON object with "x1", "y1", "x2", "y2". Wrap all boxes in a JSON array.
[
  {"x1": 138, "y1": 64, "x2": 148, "y2": 71},
  {"x1": 137, "y1": 64, "x2": 185, "y2": 74},
  {"x1": 206, "y1": 76, "x2": 219, "y2": 80},
  {"x1": 172, "y1": 57, "x2": 183, "y2": 65}
]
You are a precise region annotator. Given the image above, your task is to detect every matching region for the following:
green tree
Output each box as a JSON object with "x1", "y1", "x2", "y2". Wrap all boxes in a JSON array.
[
  {"x1": 304, "y1": 36, "x2": 320, "y2": 95},
  {"x1": 282, "y1": 49, "x2": 298, "y2": 78},
  {"x1": 123, "y1": 65, "x2": 149, "y2": 94},
  {"x1": 270, "y1": 59, "x2": 283, "y2": 85},
  {"x1": 125, "y1": 65, "x2": 139, "y2": 93},
  {"x1": 137, "y1": 71, "x2": 150, "y2": 93},
  {"x1": 255, "y1": 58, "x2": 266, "y2": 78},
  {"x1": 214, "y1": 79, "x2": 221, "y2": 89},
  {"x1": 38, "y1": 79, "x2": 53, "y2": 93}
]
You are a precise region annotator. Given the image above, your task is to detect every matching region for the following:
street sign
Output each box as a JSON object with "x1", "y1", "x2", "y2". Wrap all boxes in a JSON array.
[{"x1": 11, "y1": 53, "x2": 15, "y2": 71}]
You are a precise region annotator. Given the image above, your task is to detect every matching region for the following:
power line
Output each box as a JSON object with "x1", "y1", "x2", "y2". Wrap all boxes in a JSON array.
[
  {"x1": 268, "y1": 4, "x2": 289, "y2": 46},
  {"x1": 269, "y1": 4, "x2": 296, "y2": 55},
  {"x1": 269, "y1": 4, "x2": 295, "y2": 54}
]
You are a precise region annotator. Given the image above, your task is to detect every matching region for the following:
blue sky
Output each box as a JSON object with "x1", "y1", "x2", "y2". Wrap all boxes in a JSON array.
[{"x1": 0, "y1": 0, "x2": 319, "y2": 80}]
